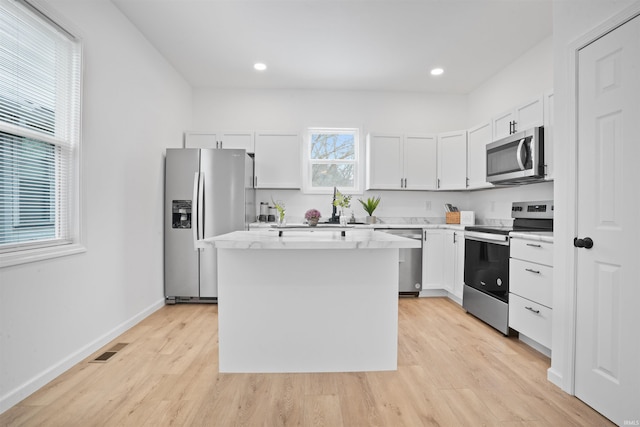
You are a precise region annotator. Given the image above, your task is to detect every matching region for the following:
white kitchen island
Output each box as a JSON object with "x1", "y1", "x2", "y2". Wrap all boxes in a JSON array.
[{"x1": 203, "y1": 228, "x2": 421, "y2": 373}]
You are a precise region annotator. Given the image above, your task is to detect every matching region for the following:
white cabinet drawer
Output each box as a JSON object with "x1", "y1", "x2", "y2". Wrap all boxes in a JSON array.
[
  {"x1": 509, "y1": 293, "x2": 552, "y2": 349},
  {"x1": 509, "y1": 259, "x2": 553, "y2": 308},
  {"x1": 510, "y1": 238, "x2": 553, "y2": 266}
]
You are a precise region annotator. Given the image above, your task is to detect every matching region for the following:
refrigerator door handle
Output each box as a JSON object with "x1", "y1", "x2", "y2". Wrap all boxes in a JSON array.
[
  {"x1": 197, "y1": 172, "x2": 205, "y2": 241},
  {"x1": 192, "y1": 172, "x2": 200, "y2": 250}
]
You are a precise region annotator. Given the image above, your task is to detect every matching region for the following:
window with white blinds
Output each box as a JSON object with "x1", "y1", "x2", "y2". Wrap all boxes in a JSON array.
[{"x1": 0, "y1": 0, "x2": 81, "y2": 261}]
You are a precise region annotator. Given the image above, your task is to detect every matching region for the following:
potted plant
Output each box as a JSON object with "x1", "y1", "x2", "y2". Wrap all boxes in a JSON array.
[
  {"x1": 358, "y1": 196, "x2": 381, "y2": 224},
  {"x1": 304, "y1": 209, "x2": 322, "y2": 226}
]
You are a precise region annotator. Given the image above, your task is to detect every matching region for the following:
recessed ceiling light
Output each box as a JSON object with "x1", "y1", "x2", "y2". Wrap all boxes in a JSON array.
[
  {"x1": 430, "y1": 68, "x2": 444, "y2": 76},
  {"x1": 254, "y1": 63, "x2": 267, "y2": 71}
]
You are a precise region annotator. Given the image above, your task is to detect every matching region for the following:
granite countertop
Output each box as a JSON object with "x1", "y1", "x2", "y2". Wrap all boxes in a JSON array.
[
  {"x1": 509, "y1": 231, "x2": 554, "y2": 243},
  {"x1": 202, "y1": 229, "x2": 422, "y2": 250}
]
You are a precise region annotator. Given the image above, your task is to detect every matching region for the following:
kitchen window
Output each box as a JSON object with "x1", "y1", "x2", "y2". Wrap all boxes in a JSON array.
[
  {"x1": 0, "y1": 0, "x2": 83, "y2": 266},
  {"x1": 302, "y1": 127, "x2": 362, "y2": 194}
]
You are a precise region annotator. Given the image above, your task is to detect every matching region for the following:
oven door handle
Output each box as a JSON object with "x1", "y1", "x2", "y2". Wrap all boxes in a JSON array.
[{"x1": 464, "y1": 232, "x2": 509, "y2": 246}]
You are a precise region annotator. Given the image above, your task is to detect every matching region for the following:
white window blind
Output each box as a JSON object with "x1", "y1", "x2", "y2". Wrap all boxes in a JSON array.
[{"x1": 0, "y1": 0, "x2": 81, "y2": 256}]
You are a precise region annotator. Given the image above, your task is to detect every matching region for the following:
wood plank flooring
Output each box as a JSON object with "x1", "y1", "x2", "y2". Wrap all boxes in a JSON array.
[{"x1": 0, "y1": 297, "x2": 614, "y2": 426}]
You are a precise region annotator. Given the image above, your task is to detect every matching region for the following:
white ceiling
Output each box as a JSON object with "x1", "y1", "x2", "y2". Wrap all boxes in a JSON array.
[{"x1": 112, "y1": 0, "x2": 553, "y2": 94}]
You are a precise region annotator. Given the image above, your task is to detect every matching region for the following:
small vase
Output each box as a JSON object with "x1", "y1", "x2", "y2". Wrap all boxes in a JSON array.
[
  {"x1": 339, "y1": 211, "x2": 348, "y2": 226},
  {"x1": 365, "y1": 216, "x2": 377, "y2": 224},
  {"x1": 308, "y1": 218, "x2": 319, "y2": 227}
]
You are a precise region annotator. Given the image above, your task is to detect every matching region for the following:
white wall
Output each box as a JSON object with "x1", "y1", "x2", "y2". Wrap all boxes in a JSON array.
[
  {"x1": 193, "y1": 56, "x2": 555, "y2": 222},
  {"x1": 194, "y1": 89, "x2": 470, "y2": 221},
  {"x1": 468, "y1": 36, "x2": 554, "y2": 126},
  {"x1": 550, "y1": 0, "x2": 638, "y2": 393},
  {"x1": 0, "y1": 0, "x2": 192, "y2": 413}
]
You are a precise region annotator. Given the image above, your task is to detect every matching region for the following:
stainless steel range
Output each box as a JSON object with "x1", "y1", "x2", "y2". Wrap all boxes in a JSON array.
[{"x1": 462, "y1": 201, "x2": 553, "y2": 334}]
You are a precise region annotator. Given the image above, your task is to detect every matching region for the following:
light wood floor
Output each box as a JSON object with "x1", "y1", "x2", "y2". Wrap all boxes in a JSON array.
[{"x1": 1, "y1": 297, "x2": 614, "y2": 426}]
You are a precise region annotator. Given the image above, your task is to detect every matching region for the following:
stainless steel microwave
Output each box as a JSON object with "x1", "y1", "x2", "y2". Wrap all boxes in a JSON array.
[{"x1": 486, "y1": 126, "x2": 545, "y2": 184}]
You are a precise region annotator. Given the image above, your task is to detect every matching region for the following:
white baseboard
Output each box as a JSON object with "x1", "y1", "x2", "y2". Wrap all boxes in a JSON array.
[
  {"x1": 547, "y1": 367, "x2": 564, "y2": 389},
  {"x1": 419, "y1": 289, "x2": 447, "y2": 298},
  {"x1": 0, "y1": 298, "x2": 165, "y2": 415},
  {"x1": 518, "y1": 333, "x2": 552, "y2": 358}
]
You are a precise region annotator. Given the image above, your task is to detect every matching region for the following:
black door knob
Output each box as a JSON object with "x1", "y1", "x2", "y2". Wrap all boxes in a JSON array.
[{"x1": 574, "y1": 237, "x2": 594, "y2": 249}]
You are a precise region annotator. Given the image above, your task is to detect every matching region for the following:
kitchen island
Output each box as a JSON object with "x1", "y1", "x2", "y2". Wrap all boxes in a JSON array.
[{"x1": 203, "y1": 228, "x2": 421, "y2": 373}]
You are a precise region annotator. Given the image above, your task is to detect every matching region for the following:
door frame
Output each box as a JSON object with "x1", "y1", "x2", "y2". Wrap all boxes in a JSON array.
[{"x1": 560, "y1": 1, "x2": 640, "y2": 395}]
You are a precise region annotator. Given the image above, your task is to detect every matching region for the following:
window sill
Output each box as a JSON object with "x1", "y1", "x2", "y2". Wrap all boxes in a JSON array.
[{"x1": 0, "y1": 243, "x2": 86, "y2": 268}]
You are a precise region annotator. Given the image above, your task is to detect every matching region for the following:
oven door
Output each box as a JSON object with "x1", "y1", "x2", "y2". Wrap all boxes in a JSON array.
[{"x1": 463, "y1": 232, "x2": 510, "y2": 303}]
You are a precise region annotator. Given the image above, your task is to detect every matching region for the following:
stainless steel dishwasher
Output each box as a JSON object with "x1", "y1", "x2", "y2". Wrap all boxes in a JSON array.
[{"x1": 377, "y1": 228, "x2": 423, "y2": 296}]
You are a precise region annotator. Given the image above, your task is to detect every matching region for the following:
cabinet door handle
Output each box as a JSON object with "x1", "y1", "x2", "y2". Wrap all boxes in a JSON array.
[
  {"x1": 512, "y1": 120, "x2": 517, "y2": 133},
  {"x1": 525, "y1": 268, "x2": 541, "y2": 274},
  {"x1": 437, "y1": 178, "x2": 440, "y2": 189},
  {"x1": 423, "y1": 230, "x2": 427, "y2": 241},
  {"x1": 404, "y1": 178, "x2": 407, "y2": 188},
  {"x1": 525, "y1": 306, "x2": 540, "y2": 314},
  {"x1": 526, "y1": 243, "x2": 541, "y2": 248}
]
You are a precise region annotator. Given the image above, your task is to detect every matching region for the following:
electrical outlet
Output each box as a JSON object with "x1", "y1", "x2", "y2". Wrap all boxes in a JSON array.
[{"x1": 425, "y1": 201, "x2": 431, "y2": 211}]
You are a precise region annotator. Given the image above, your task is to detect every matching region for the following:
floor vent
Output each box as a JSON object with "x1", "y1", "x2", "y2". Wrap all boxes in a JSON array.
[{"x1": 90, "y1": 343, "x2": 129, "y2": 363}]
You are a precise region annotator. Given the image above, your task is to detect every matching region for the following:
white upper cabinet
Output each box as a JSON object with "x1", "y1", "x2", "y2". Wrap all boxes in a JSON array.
[
  {"x1": 404, "y1": 135, "x2": 437, "y2": 190},
  {"x1": 491, "y1": 95, "x2": 544, "y2": 140},
  {"x1": 254, "y1": 131, "x2": 301, "y2": 189},
  {"x1": 366, "y1": 133, "x2": 437, "y2": 190},
  {"x1": 466, "y1": 122, "x2": 493, "y2": 190},
  {"x1": 184, "y1": 131, "x2": 255, "y2": 152},
  {"x1": 366, "y1": 134, "x2": 403, "y2": 189},
  {"x1": 437, "y1": 130, "x2": 467, "y2": 190},
  {"x1": 543, "y1": 90, "x2": 554, "y2": 180}
]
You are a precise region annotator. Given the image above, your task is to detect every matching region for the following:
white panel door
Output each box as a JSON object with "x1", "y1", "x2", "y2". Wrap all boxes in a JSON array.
[
  {"x1": 404, "y1": 134, "x2": 437, "y2": 190},
  {"x1": 366, "y1": 134, "x2": 403, "y2": 189},
  {"x1": 575, "y1": 14, "x2": 640, "y2": 425}
]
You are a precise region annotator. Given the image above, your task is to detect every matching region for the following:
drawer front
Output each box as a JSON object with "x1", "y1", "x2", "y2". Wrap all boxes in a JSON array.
[
  {"x1": 510, "y1": 238, "x2": 553, "y2": 266},
  {"x1": 509, "y1": 293, "x2": 552, "y2": 349},
  {"x1": 509, "y1": 259, "x2": 553, "y2": 308}
]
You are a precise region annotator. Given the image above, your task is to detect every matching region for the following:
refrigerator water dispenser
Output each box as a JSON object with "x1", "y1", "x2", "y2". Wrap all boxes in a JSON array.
[{"x1": 172, "y1": 200, "x2": 192, "y2": 229}]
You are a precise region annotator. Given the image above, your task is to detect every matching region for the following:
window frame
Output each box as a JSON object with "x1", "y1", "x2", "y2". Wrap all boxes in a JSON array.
[
  {"x1": 0, "y1": 0, "x2": 84, "y2": 267},
  {"x1": 302, "y1": 127, "x2": 364, "y2": 195}
]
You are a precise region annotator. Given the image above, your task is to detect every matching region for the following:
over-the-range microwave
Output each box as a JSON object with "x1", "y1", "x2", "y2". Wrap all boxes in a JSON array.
[{"x1": 486, "y1": 126, "x2": 545, "y2": 185}]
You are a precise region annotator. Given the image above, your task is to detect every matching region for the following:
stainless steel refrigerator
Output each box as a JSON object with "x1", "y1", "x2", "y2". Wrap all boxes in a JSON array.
[{"x1": 164, "y1": 148, "x2": 255, "y2": 303}]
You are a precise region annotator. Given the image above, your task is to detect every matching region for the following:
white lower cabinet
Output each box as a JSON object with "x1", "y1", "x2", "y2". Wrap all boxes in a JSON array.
[
  {"x1": 422, "y1": 229, "x2": 464, "y2": 304},
  {"x1": 509, "y1": 294, "x2": 553, "y2": 349},
  {"x1": 509, "y1": 237, "x2": 554, "y2": 353},
  {"x1": 422, "y1": 230, "x2": 444, "y2": 290}
]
